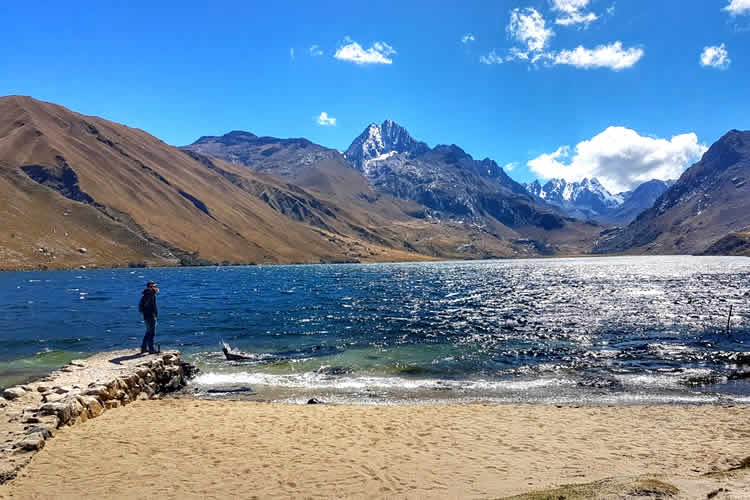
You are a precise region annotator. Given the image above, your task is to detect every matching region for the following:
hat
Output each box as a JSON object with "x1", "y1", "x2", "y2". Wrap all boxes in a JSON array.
[{"x1": 146, "y1": 281, "x2": 157, "y2": 287}]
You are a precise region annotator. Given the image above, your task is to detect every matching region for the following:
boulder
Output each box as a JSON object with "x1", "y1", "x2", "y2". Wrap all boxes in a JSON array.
[
  {"x1": 40, "y1": 402, "x2": 72, "y2": 426},
  {"x1": 17, "y1": 435, "x2": 45, "y2": 451},
  {"x1": 2, "y1": 387, "x2": 25, "y2": 400},
  {"x1": 104, "y1": 400, "x2": 120, "y2": 410},
  {"x1": 81, "y1": 396, "x2": 104, "y2": 418}
]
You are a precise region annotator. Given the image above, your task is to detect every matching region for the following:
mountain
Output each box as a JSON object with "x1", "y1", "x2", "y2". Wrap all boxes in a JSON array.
[
  {"x1": 593, "y1": 130, "x2": 750, "y2": 255},
  {"x1": 0, "y1": 97, "x2": 603, "y2": 270},
  {"x1": 184, "y1": 131, "x2": 376, "y2": 204},
  {"x1": 343, "y1": 120, "x2": 553, "y2": 221},
  {"x1": 524, "y1": 178, "x2": 622, "y2": 220},
  {"x1": 607, "y1": 179, "x2": 674, "y2": 223},
  {"x1": 523, "y1": 177, "x2": 673, "y2": 224},
  {"x1": 0, "y1": 96, "x2": 429, "y2": 269},
  {"x1": 344, "y1": 119, "x2": 430, "y2": 173},
  {"x1": 185, "y1": 121, "x2": 603, "y2": 258}
]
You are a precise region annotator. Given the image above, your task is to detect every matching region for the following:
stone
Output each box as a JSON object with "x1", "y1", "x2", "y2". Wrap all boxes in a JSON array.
[
  {"x1": 104, "y1": 400, "x2": 121, "y2": 410},
  {"x1": 307, "y1": 398, "x2": 325, "y2": 405},
  {"x1": 40, "y1": 402, "x2": 72, "y2": 426},
  {"x1": 17, "y1": 435, "x2": 45, "y2": 451},
  {"x1": 81, "y1": 396, "x2": 104, "y2": 418},
  {"x1": 23, "y1": 427, "x2": 52, "y2": 440},
  {"x1": 77, "y1": 247, "x2": 87, "y2": 253},
  {"x1": 2, "y1": 388, "x2": 25, "y2": 400},
  {"x1": 84, "y1": 385, "x2": 110, "y2": 400}
]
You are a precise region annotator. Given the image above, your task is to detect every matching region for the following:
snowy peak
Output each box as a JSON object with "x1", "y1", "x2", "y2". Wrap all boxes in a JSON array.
[
  {"x1": 528, "y1": 177, "x2": 622, "y2": 207},
  {"x1": 524, "y1": 177, "x2": 672, "y2": 223},
  {"x1": 344, "y1": 120, "x2": 430, "y2": 171}
]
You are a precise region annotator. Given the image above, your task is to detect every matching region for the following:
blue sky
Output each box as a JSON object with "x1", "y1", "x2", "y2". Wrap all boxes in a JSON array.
[{"x1": 1, "y1": 1, "x2": 749, "y2": 192}]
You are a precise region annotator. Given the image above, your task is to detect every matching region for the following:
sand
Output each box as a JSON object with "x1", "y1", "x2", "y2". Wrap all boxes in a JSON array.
[{"x1": 1, "y1": 400, "x2": 749, "y2": 499}]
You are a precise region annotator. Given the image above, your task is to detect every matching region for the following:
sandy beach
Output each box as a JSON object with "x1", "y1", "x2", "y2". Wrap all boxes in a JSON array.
[{"x1": 2, "y1": 400, "x2": 749, "y2": 499}]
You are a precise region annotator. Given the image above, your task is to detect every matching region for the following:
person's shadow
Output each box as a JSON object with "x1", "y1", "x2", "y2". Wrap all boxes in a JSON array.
[{"x1": 109, "y1": 352, "x2": 148, "y2": 365}]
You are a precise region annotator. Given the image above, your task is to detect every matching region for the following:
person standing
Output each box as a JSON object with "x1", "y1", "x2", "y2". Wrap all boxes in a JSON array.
[{"x1": 139, "y1": 281, "x2": 159, "y2": 354}]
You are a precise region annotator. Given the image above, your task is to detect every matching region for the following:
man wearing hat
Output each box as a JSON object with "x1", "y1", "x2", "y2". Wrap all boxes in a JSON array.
[{"x1": 138, "y1": 281, "x2": 159, "y2": 354}]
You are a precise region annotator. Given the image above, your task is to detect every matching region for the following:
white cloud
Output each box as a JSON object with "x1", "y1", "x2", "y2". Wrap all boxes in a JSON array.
[
  {"x1": 724, "y1": 0, "x2": 750, "y2": 15},
  {"x1": 316, "y1": 112, "x2": 336, "y2": 126},
  {"x1": 309, "y1": 44, "x2": 323, "y2": 56},
  {"x1": 606, "y1": 3, "x2": 616, "y2": 16},
  {"x1": 700, "y1": 44, "x2": 731, "y2": 69},
  {"x1": 461, "y1": 33, "x2": 476, "y2": 44},
  {"x1": 480, "y1": 50, "x2": 504, "y2": 65},
  {"x1": 334, "y1": 37, "x2": 396, "y2": 65},
  {"x1": 552, "y1": 41, "x2": 643, "y2": 70},
  {"x1": 552, "y1": 0, "x2": 599, "y2": 27},
  {"x1": 507, "y1": 8, "x2": 554, "y2": 53},
  {"x1": 527, "y1": 126, "x2": 707, "y2": 193},
  {"x1": 290, "y1": 48, "x2": 295, "y2": 61},
  {"x1": 504, "y1": 162, "x2": 518, "y2": 172}
]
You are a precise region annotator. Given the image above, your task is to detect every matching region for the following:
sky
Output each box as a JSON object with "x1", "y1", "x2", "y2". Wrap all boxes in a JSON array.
[{"x1": 1, "y1": 0, "x2": 749, "y2": 193}]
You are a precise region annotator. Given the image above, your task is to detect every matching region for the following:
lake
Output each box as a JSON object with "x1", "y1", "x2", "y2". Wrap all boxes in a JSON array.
[{"x1": 1, "y1": 256, "x2": 749, "y2": 404}]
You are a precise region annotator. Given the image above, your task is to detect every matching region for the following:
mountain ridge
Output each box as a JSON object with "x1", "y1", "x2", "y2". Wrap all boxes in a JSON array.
[{"x1": 593, "y1": 129, "x2": 750, "y2": 255}]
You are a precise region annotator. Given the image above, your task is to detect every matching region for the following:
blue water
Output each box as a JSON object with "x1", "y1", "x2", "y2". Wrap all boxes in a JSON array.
[{"x1": 1, "y1": 256, "x2": 749, "y2": 404}]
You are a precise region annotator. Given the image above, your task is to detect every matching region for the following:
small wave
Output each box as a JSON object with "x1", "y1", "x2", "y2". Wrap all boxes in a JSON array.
[{"x1": 191, "y1": 371, "x2": 575, "y2": 392}]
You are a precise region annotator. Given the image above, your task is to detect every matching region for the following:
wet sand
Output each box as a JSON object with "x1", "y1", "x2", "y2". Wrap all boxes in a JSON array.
[{"x1": 2, "y1": 400, "x2": 749, "y2": 499}]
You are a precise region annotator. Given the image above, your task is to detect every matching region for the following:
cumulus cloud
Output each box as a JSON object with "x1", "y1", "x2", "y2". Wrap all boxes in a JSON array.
[
  {"x1": 507, "y1": 8, "x2": 553, "y2": 53},
  {"x1": 461, "y1": 33, "x2": 476, "y2": 44},
  {"x1": 527, "y1": 126, "x2": 707, "y2": 193},
  {"x1": 334, "y1": 37, "x2": 396, "y2": 65},
  {"x1": 552, "y1": 41, "x2": 643, "y2": 70},
  {"x1": 316, "y1": 112, "x2": 336, "y2": 126},
  {"x1": 700, "y1": 44, "x2": 731, "y2": 69},
  {"x1": 480, "y1": 50, "x2": 504, "y2": 65},
  {"x1": 552, "y1": 0, "x2": 598, "y2": 27},
  {"x1": 309, "y1": 44, "x2": 323, "y2": 56},
  {"x1": 724, "y1": 0, "x2": 750, "y2": 15}
]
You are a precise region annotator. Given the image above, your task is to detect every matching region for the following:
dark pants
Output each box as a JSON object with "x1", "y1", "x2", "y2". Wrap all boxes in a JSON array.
[{"x1": 141, "y1": 315, "x2": 156, "y2": 353}]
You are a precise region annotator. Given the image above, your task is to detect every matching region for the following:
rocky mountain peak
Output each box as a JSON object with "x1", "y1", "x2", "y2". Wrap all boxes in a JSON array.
[{"x1": 345, "y1": 120, "x2": 430, "y2": 171}]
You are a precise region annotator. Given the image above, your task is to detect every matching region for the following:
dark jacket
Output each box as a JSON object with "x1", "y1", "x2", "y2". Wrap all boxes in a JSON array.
[{"x1": 139, "y1": 289, "x2": 158, "y2": 317}]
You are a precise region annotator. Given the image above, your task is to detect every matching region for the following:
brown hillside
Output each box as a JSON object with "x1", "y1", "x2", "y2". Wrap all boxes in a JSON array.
[
  {"x1": 0, "y1": 96, "x2": 428, "y2": 269},
  {"x1": 593, "y1": 130, "x2": 750, "y2": 255},
  {"x1": 0, "y1": 96, "x2": 601, "y2": 270}
]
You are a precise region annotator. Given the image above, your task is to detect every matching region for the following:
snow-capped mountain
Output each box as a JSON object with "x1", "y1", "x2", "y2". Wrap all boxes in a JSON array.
[
  {"x1": 341, "y1": 120, "x2": 566, "y2": 229},
  {"x1": 344, "y1": 120, "x2": 430, "y2": 173},
  {"x1": 524, "y1": 177, "x2": 673, "y2": 223}
]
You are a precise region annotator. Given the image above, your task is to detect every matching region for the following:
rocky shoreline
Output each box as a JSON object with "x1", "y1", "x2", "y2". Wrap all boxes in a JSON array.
[{"x1": 0, "y1": 349, "x2": 197, "y2": 484}]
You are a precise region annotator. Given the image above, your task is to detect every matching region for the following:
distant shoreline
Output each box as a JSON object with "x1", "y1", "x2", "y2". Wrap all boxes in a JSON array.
[{"x1": 3, "y1": 252, "x2": 746, "y2": 273}]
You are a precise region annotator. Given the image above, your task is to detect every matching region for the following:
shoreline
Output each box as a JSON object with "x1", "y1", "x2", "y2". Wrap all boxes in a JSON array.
[
  {"x1": 4, "y1": 252, "x2": 745, "y2": 273},
  {"x1": 0, "y1": 350, "x2": 195, "y2": 483},
  {"x1": 2, "y1": 399, "x2": 749, "y2": 498}
]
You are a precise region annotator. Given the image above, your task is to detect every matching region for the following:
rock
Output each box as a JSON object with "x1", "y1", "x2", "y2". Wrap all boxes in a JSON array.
[
  {"x1": 80, "y1": 396, "x2": 104, "y2": 418},
  {"x1": 40, "y1": 402, "x2": 72, "y2": 426},
  {"x1": 104, "y1": 400, "x2": 120, "y2": 410},
  {"x1": 84, "y1": 385, "x2": 110, "y2": 400},
  {"x1": 23, "y1": 427, "x2": 52, "y2": 440},
  {"x1": 77, "y1": 247, "x2": 87, "y2": 253},
  {"x1": 2, "y1": 388, "x2": 25, "y2": 400},
  {"x1": 17, "y1": 435, "x2": 45, "y2": 451},
  {"x1": 307, "y1": 398, "x2": 325, "y2": 405}
]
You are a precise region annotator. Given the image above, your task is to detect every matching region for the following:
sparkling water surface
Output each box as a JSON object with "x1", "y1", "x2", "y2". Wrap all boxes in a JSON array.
[{"x1": 1, "y1": 256, "x2": 749, "y2": 404}]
